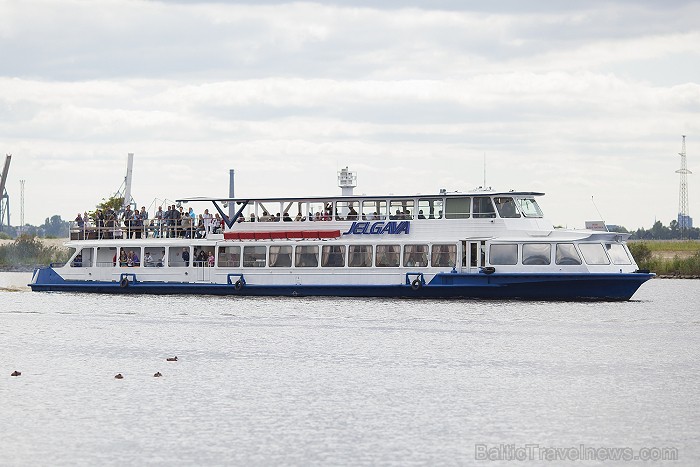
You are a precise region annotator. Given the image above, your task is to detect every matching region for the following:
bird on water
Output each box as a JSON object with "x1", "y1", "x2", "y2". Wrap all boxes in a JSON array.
[{"x1": 166, "y1": 356, "x2": 178, "y2": 362}]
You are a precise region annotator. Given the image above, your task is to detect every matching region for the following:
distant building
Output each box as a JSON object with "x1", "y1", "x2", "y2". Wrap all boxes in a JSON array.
[{"x1": 678, "y1": 213, "x2": 693, "y2": 229}]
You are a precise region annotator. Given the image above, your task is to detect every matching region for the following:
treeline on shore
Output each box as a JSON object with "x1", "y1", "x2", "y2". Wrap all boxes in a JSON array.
[
  {"x1": 627, "y1": 242, "x2": 700, "y2": 276},
  {"x1": 0, "y1": 236, "x2": 69, "y2": 270}
]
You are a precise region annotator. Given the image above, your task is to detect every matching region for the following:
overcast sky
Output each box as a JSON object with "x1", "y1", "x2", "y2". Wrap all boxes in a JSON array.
[{"x1": 1, "y1": 0, "x2": 698, "y2": 229}]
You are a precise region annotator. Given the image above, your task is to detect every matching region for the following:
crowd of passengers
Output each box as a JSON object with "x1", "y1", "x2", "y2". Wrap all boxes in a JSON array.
[
  {"x1": 73, "y1": 205, "x2": 225, "y2": 239},
  {"x1": 237, "y1": 205, "x2": 440, "y2": 223}
]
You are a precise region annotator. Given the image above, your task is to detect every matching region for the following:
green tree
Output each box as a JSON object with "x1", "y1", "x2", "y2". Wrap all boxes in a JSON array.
[{"x1": 41, "y1": 215, "x2": 69, "y2": 238}]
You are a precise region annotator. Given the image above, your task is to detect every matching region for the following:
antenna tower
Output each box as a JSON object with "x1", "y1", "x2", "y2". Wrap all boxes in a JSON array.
[{"x1": 676, "y1": 135, "x2": 692, "y2": 238}]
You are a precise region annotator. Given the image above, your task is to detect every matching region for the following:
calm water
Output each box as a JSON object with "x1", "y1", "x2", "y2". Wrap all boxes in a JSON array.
[{"x1": 1, "y1": 273, "x2": 698, "y2": 466}]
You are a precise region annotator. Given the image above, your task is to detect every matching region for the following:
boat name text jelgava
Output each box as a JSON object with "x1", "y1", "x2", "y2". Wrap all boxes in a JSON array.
[{"x1": 342, "y1": 221, "x2": 411, "y2": 235}]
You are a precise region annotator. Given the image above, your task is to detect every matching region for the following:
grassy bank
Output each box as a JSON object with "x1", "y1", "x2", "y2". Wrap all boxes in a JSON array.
[
  {"x1": 628, "y1": 241, "x2": 700, "y2": 277},
  {"x1": 0, "y1": 236, "x2": 70, "y2": 270}
]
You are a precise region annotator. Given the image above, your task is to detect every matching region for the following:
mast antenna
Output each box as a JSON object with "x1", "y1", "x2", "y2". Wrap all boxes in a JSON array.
[{"x1": 676, "y1": 135, "x2": 692, "y2": 239}]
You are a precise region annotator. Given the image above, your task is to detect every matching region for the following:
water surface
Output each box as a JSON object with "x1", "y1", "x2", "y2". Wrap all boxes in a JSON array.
[{"x1": 1, "y1": 274, "x2": 698, "y2": 465}]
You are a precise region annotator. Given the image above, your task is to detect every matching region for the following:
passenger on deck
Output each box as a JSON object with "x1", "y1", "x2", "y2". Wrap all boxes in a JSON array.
[
  {"x1": 181, "y1": 215, "x2": 192, "y2": 238},
  {"x1": 131, "y1": 250, "x2": 140, "y2": 267},
  {"x1": 295, "y1": 212, "x2": 302, "y2": 222},
  {"x1": 283, "y1": 212, "x2": 292, "y2": 222},
  {"x1": 208, "y1": 252, "x2": 215, "y2": 267},
  {"x1": 196, "y1": 215, "x2": 205, "y2": 238},
  {"x1": 418, "y1": 210, "x2": 426, "y2": 219},
  {"x1": 144, "y1": 252, "x2": 154, "y2": 267},
  {"x1": 123, "y1": 206, "x2": 134, "y2": 238},
  {"x1": 197, "y1": 250, "x2": 207, "y2": 266},
  {"x1": 119, "y1": 250, "x2": 128, "y2": 267},
  {"x1": 249, "y1": 213, "x2": 256, "y2": 222},
  {"x1": 181, "y1": 248, "x2": 190, "y2": 266},
  {"x1": 203, "y1": 209, "x2": 213, "y2": 236},
  {"x1": 154, "y1": 206, "x2": 164, "y2": 238},
  {"x1": 347, "y1": 205, "x2": 358, "y2": 221},
  {"x1": 139, "y1": 207, "x2": 148, "y2": 237}
]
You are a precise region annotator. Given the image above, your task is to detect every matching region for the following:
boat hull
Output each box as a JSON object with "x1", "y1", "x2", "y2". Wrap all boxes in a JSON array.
[{"x1": 29, "y1": 267, "x2": 654, "y2": 301}]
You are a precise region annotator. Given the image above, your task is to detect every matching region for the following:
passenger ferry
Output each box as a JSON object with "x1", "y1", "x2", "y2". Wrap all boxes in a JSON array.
[{"x1": 29, "y1": 185, "x2": 653, "y2": 300}]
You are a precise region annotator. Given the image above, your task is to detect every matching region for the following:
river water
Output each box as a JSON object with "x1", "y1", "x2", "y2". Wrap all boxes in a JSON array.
[{"x1": 1, "y1": 273, "x2": 698, "y2": 466}]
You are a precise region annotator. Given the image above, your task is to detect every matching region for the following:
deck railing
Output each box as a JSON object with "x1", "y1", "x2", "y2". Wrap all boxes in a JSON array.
[{"x1": 69, "y1": 220, "x2": 220, "y2": 240}]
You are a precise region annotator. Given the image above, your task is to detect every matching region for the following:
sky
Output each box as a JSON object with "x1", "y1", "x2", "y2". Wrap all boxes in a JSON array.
[{"x1": 1, "y1": 0, "x2": 698, "y2": 229}]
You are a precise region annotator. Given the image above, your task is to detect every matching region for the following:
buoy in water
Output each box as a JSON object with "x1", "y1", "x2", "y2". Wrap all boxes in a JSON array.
[
  {"x1": 154, "y1": 372, "x2": 162, "y2": 377},
  {"x1": 11, "y1": 371, "x2": 21, "y2": 377}
]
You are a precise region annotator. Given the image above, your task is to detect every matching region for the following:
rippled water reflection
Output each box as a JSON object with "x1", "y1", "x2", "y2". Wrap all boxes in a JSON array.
[{"x1": 1, "y1": 273, "x2": 699, "y2": 465}]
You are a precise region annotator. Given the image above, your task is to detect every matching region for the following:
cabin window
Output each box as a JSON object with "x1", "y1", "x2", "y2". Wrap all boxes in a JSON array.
[
  {"x1": 348, "y1": 245, "x2": 373, "y2": 267},
  {"x1": 70, "y1": 247, "x2": 93, "y2": 267},
  {"x1": 336, "y1": 200, "x2": 360, "y2": 221},
  {"x1": 168, "y1": 247, "x2": 188, "y2": 267},
  {"x1": 473, "y1": 197, "x2": 496, "y2": 218},
  {"x1": 418, "y1": 198, "x2": 444, "y2": 220},
  {"x1": 489, "y1": 244, "x2": 518, "y2": 265},
  {"x1": 403, "y1": 244, "x2": 428, "y2": 267},
  {"x1": 218, "y1": 246, "x2": 241, "y2": 268},
  {"x1": 117, "y1": 247, "x2": 142, "y2": 267},
  {"x1": 431, "y1": 244, "x2": 456, "y2": 267},
  {"x1": 516, "y1": 198, "x2": 544, "y2": 218},
  {"x1": 522, "y1": 243, "x2": 551, "y2": 265},
  {"x1": 96, "y1": 247, "x2": 116, "y2": 267},
  {"x1": 269, "y1": 246, "x2": 292, "y2": 267},
  {"x1": 256, "y1": 202, "x2": 280, "y2": 222},
  {"x1": 555, "y1": 243, "x2": 582, "y2": 265},
  {"x1": 376, "y1": 245, "x2": 400, "y2": 267},
  {"x1": 143, "y1": 247, "x2": 165, "y2": 267},
  {"x1": 295, "y1": 245, "x2": 319, "y2": 267},
  {"x1": 321, "y1": 245, "x2": 346, "y2": 267},
  {"x1": 445, "y1": 197, "x2": 470, "y2": 219},
  {"x1": 390, "y1": 200, "x2": 414, "y2": 220},
  {"x1": 579, "y1": 243, "x2": 610, "y2": 265},
  {"x1": 308, "y1": 201, "x2": 332, "y2": 222},
  {"x1": 607, "y1": 243, "x2": 632, "y2": 265},
  {"x1": 362, "y1": 200, "x2": 387, "y2": 221},
  {"x1": 494, "y1": 197, "x2": 521, "y2": 218},
  {"x1": 243, "y1": 246, "x2": 267, "y2": 267}
]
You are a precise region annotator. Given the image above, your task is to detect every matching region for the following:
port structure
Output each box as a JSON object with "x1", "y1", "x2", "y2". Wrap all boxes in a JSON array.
[{"x1": 0, "y1": 154, "x2": 11, "y2": 232}]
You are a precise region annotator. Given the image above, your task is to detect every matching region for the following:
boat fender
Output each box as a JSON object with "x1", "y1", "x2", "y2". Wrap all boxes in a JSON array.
[
  {"x1": 483, "y1": 267, "x2": 496, "y2": 275},
  {"x1": 234, "y1": 280, "x2": 244, "y2": 291},
  {"x1": 120, "y1": 277, "x2": 129, "y2": 288},
  {"x1": 411, "y1": 278, "x2": 422, "y2": 291}
]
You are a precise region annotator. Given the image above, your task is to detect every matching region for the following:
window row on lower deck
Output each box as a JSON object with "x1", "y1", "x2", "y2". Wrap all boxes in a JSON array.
[
  {"x1": 488, "y1": 242, "x2": 633, "y2": 266},
  {"x1": 68, "y1": 243, "x2": 458, "y2": 269}
]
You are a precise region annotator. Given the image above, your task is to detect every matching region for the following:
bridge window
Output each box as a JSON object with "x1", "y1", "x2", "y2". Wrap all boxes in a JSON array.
[
  {"x1": 489, "y1": 244, "x2": 518, "y2": 265},
  {"x1": 431, "y1": 244, "x2": 456, "y2": 267},
  {"x1": 516, "y1": 198, "x2": 544, "y2": 218},
  {"x1": 445, "y1": 197, "x2": 470, "y2": 219},
  {"x1": 579, "y1": 243, "x2": 610, "y2": 265},
  {"x1": 269, "y1": 245, "x2": 292, "y2": 267},
  {"x1": 418, "y1": 198, "x2": 444, "y2": 220},
  {"x1": 494, "y1": 197, "x2": 521, "y2": 218},
  {"x1": 348, "y1": 245, "x2": 373, "y2": 267},
  {"x1": 390, "y1": 200, "x2": 414, "y2": 220},
  {"x1": 473, "y1": 197, "x2": 496, "y2": 218},
  {"x1": 243, "y1": 246, "x2": 266, "y2": 267},
  {"x1": 295, "y1": 245, "x2": 319, "y2": 267},
  {"x1": 404, "y1": 244, "x2": 428, "y2": 267},
  {"x1": 376, "y1": 245, "x2": 400, "y2": 267},
  {"x1": 321, "y1": 245, "x2": 345, "y2": 267},
  {"x1": 522, "y1": 243, "x2": 551, "y2": 265},
  {"x1": 607, "y1": 243, "x2": 632, "y2": 265},
  {"x1": 218, "y1": 246, "x2": 240, "y2": 268},
  {"x1": 362, "y1": 200, "x2": 387, "y2": 220},
  {"x1": 555, "y1": 243, "x2": 582, "y2": 265}
]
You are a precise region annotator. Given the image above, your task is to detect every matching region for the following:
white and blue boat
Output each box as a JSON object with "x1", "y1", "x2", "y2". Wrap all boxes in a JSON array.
[{"x1": 30, "y1": 186, "x2": 653, "y2": 300}]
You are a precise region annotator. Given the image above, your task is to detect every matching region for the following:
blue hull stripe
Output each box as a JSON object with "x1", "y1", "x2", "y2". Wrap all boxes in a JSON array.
[{"x1": 30, "y1": 267, "x2": 654, "y2": 301}]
